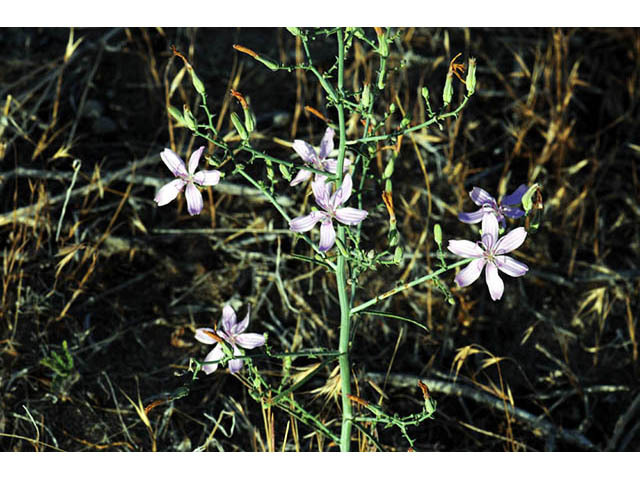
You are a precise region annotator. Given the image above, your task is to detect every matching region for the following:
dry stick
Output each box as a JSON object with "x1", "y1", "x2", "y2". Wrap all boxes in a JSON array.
[
  {"x1": 605, "y1": 391, "x2": 640, "y2": 451},
  {"x1": 0, "y1": 159, "x2": 294, "y2": 227},
  {"x1": 364, "y1": 371, "x2": 598, "y2": 451}
]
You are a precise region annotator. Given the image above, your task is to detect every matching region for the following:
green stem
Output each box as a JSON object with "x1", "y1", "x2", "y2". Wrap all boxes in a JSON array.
[
  {"x1": 350, "y1": 258, "x2": 473, "y2": 315},
  {"x1": 334, "y1": 28, "x2": 353, "y2": 453}
]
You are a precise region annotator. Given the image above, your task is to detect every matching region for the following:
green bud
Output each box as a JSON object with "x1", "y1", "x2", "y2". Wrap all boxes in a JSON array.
[
  {"x1": 167, "y1": 105, "x2": 184, "y2": 124},
  {"x1": 376, "y1": 30, "x2": 389, "y2": 57},
  {"x1": 360, "y1": 83, "x2": 372, "y2": 109},
  {"x1": 367, "y1": 249, "x2": 375, "y2": 260},
  {"x1": 443, "y1": 72, "x2": 454, "y2": 106},
  {"x1": 389, "y1": 103, "x2": 396, "y2": 114},
  {"x1": 393, "y1": 246, "x2": 403, "y2": 264},
  {"x1": 278, "y1": 164, "x2": 292, "y2": 181},
  {"x1": 285, "y1": 27, "x2": 302, "y2": 37},
  {"x1": 190, "y1": 71, "x2": 206, "y2": 97},
  {"x1": 182, "y1": 105, "x2": 197, "y2": 131},
  {"x1": 231, "y1": 112, "x2": 248, "y2": 140},
  {"x1": 383, "y1": 160, "x2": 394, "y2": 179},
  {"x1": 433, "y1": 224, "x2": 442, "y2": 247},
  {"x1": 421, "y1": 86, "x2": 430, "y2": 103},
  {"x1": 244, "y1": 109, "x2": 256, "y2": 134},
  {"x1": 400, "y1": 116, "x2": 411, "y2": 129},
  {"x1": 465, "y1": 57, "x2": 476, "y2": 96},
  {"x1": 521, "y1": 183, "x2": 540, "y2": 213},
  {"x1": 388, "y1": 229, "x2": 399, "y2": 247},
  {"x1": 424, "y1": 396, "x2": 436, "y2": 415},
  {"x1": 255, "y1": 55, "x2": 280, "y2": 72}
]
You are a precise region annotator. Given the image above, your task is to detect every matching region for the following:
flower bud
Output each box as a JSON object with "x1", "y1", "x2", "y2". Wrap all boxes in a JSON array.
[
  {"x1": 231, "y1": 112, "x2": 248, "y2": 141},
  {"x1": 255, "y1": 55, "x2": 280, "y2": 72},
  {"x1": 393, "y1": 246, "x2": 403, "y2": 264},
  {"x1": 167, "y1": 105, "x2": 184, "y2": 124},
  {"x1": 360, "y1": 83, "x2": 372, "y2": 109},
  {"x1": 522, "y1": 183, "x2": 540, "y2": 213},
  {"x1": 286, "y1": 27, "x2": 302, "y2": 37},
  {"x1": 443, "y1": 72, "x2": 454, "y2": 106},
  {"x1": 278, "y1": 164, "x2": 292, "y2": 181},
  {"x1": 190, "y1": 71, "x2": 206, "y2": 97},
  {"x1": 433, "y1": 224, "x2": 442, "y2": 247},
  {"x1": 182, "y1": 105, "x2": 197, "y2": 131},
  {"x1": 244, "y1": 109, "x2": 256, "y2": 134},
  {"x1": 465, "y1": 57, "x2": 477, "y2": 96}
]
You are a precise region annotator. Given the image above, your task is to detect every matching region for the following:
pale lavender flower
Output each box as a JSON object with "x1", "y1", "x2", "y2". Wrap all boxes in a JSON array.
[
  {"x1": 447, "y1": 214, "x2": 528, "y2": 301},
  {"x1": 194, "y1": 304, "x2": 265, "y2": 374},
  {"x1": 290, "y1": 127, "x2": 351, "y2": 186},
  {"x1": 289, "y1": 174, "x2": 368, "y2": 252},
  {"x1": 458, "y1": 185, "x2": 527, "y2": 228},
  {"x1": 154, "y1": 146, "x2": 221, "y2": 216}
]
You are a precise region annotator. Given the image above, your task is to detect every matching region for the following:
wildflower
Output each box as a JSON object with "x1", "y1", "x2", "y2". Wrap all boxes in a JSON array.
[
  {"x1": 289, "y1": 174, "x2": 368, "y2": 252},
  {"x1": 290, "y1": 127, "x2": 351, "y2": 186},
  {"x1": 154, "y1": 146, "x2": 221, "y2": 216},
  {"x1": 458, "y1": 185, "x2": 527, "y2": 229},
  {"x1": 447, "y1": 214, "x2": 528, "y2": 301},
  {"x1": 194, "y1": 305, "x2": 265, "y2": 374}
]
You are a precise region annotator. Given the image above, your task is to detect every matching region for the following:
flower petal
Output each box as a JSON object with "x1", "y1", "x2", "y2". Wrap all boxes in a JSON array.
[
  {"x1": 221, "y1": 305, "x2": 237, "y2": 335},
  {"x1": 160, "y1": 148, "x2": 188, "y2": 177},
  {"x1": 335, "y1": 207, "x2": 368, "y2": 226},
  {"x1": 495, "y1": 255, "x2": 529, "y2": 277},
  {"x1": 469, "y1": 187, "x2": 495, "y2": 207},
  {"x1": 289, "y1": 211, "x2": 325, "y2": 233},
  {"x1": 195, "y1": 328, "x2": 218, "y2": 345},
  {"x1": 228, "y1": 345, "x2": 244, "y2": 374},
  {"x1": 292, "y1": 140, "x2": 317, "y2": 165},
  {"x1": 289, "y1": 169, "x2": 312, "y2": 186},
  {"x1": 501, "y1": 184, "x2": 528, "y2": 206},
  {"x1": 323, "y1": 157, "x2": 351, "y2": 174},
  {"x1": 154, "y1": 179, "x2": 186, "y2": 206},
  {"x1": 455, "y1": 258, "x2": 486, "y2": 287},
  {"x1": 447, "y1": 239, "x2": 483, "y2": 258},
  {"x1": 188, "y1": 146, "x2": 205, "y2": 175},
  {"x1": 202, "y1": 344, "x2": 224, "y2": 374},
  {"x1": 458, "y1": 208, "x2": 485, "y2": 224},
  {"x1": 319, "y1": 220, "x2": 336, "y2": 252},
  {"x1": 185, "y1": 182, "x2": 203, "y2": 216},
  {"x1": 312, "y1": 177, "x2": 331, "y2": 211},
  {"x1": 231, "y1": 306, "x2": 250, "y2": 335},
  {"x1": 494, "y1": 227, "x2": 527, "y2": 254},
  {"x1": 485, "y1": 262, "x2": 504, "y2": 301},
  {"x1": 318, "y1": 127, "x2": 335, "y2": 160},
  {"x1": 331, "y1": 173, "x2": 352, "y2": 208},
  {"x1": 235, "y1": 333, "x2": 265, "y2": 349},
  {"x1": 481, "y1": 213, "x2": 499, "y2": 249},
  {"x1": 502, "y1": 206, "x2": 525, "y2": 219},
  {"x1": 193, "y1": 169, "x2": 221, "y2": 186}
]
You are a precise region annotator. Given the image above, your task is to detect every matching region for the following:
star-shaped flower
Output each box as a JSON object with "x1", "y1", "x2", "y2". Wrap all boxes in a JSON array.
[
  {"x1": 289, "y1": 174, "x2": 368, "y2": 252},
  {"x1": 154, "y1": 146, "x2": 221, "y2": 216},
  {"x1": 195, "y1": 305, "x2": 265, "y2": 374},
  {"x1": 290, "y1": 127, "x2": 351, "y2": 186},
  {"x1": 458, "y1": 185, "x2": 527, "y2": 229},
  {"x1": 447, "y1": 213, "x2": 529, "y2": 301}
]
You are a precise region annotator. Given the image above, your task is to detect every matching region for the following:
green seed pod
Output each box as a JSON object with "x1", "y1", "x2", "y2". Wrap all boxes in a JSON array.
[
  {"x1": 244, "y1": 109, "x2": 256, "y2": 134},
  {"x1": 167, "y1": 105, "x2": 184, "y2": 124},
  {"x1": 383, "y1": 160, "x2": 394, "y2": 179},
  {"x1": 231, "y1": 112, "x2": 248, "y2": 140},
  {"x1": 443, "y1": 72, "x2": 454, "y2": 106},
  {"x1": 360, "y1": 83, "x2": 372, "y2": 109},
  {"x1": 388, "y1": 103, "x2": 396, "y2": 114},
  {"x1": 465, "y1": 57, "x2": 477, "y2": 96},
  {"x1": 388, "y1": 229, "x2": 399, "y2": 247},
  {"x1": 434, "y1": 224, "x2": 442, "y2": 247},
  {"x1": 393, "y1": 246, "x2": 403, "y2": 263},
  {"x1": 421, "y1": 86, "x2": 430, "y2": 103}
]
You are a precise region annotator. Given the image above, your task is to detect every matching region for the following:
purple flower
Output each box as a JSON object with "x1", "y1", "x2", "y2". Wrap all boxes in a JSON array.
[
  {"x1": 447, "y1": 214, "x2": 528, "y2": 301},
  {"x1": 194, "y1": 304, "x2": 265, "y2": 374},
  {"x1": 290, "y1": 127, "x2": 351, "y2": 186},
  {"x1": 289, "y1": 174, "x2": 368, "y2": 252},
  {"x1": 154, "y1": 146, "x2": 221, "y2": 216},
  {"x1": 458, "y1": 185, "x2": 527, "y2": 228}
]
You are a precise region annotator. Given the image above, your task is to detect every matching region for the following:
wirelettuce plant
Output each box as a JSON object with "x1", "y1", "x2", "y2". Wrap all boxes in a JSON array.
[{"x1": 153, "y1": 27, "x2": 541, "y2": 452}]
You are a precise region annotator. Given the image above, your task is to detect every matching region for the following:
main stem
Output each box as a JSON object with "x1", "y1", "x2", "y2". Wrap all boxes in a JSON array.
[{"x1": 335, "y1": 29, "x2": 353, "y2": 452}]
